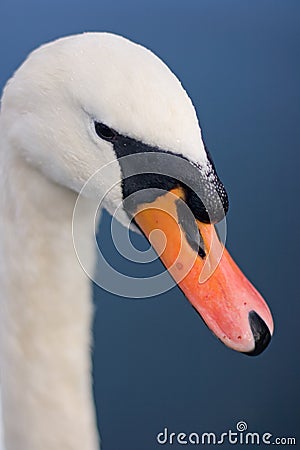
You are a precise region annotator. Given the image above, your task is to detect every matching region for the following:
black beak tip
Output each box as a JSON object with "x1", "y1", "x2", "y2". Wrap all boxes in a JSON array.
[{"x1": 244, "y1": 310, "x2": 272, "y2": 356}]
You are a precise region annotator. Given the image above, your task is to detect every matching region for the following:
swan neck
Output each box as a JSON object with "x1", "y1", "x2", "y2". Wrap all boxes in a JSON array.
[{"x1": 0, "y1": 150, "x2": 99, "y2": 450}]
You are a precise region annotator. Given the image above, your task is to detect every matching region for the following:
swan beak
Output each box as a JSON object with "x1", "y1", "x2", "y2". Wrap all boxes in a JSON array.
[{"x1": 134, "y1": 187, "x2": 274, "y2": 355}]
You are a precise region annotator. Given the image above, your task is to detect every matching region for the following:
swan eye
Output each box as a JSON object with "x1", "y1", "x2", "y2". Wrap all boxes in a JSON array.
[{"x1": 94, "y1": 122, "x2": 116, "y2": 141}]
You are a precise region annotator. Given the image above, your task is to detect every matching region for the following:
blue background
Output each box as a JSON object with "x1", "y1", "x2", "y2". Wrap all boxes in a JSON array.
[{"x1": 1, "y1": 1, "x2": 299, "y2": 449}]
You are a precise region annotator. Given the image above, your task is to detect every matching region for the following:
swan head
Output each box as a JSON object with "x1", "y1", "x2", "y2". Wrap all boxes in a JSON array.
[
  {"x1": 1, "y1": 32, "x2": 273, "y2": 355},
  {"x1": 1, "y1": 33, "x2": 209, "y2": 199}
]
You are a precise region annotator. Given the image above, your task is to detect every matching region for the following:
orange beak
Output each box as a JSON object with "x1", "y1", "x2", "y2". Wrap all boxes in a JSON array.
[{"x1": 134, "y1": 187, "x2": 274, "y2": 355}]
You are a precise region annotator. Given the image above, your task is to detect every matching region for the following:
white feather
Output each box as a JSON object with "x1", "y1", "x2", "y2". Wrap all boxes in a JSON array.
[{"x1": 0, "y1": 32, "x2": 209, "y2": 449}]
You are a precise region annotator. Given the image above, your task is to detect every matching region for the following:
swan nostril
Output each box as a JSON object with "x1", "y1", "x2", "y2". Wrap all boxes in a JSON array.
[
  {"x1": 175, "y1": 199, "x2": 206, "y2": 258},
  {"x1": 244, "y1": 311, "x2": 272, "y2": 356}
]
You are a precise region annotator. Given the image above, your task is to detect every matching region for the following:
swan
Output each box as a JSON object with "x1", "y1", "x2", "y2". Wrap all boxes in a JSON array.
[{"x1": 0, "y1": 32, "x2": 274, "y2": 450}]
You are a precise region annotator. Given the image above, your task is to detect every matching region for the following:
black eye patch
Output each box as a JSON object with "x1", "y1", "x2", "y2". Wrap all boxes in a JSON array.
[
  {"x1": 93, "y1": 120, "x2": 229, "y2": 224},
  {"x1": 94, "y1": 122, "x2": 117, "y2": 141}
]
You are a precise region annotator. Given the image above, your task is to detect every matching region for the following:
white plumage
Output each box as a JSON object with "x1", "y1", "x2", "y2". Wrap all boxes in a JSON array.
[
  {"x1": 0, "y1": 31, "x2": 274, "y2": 450},
  {"x1": 0, "y1": 33, "x2": 209, "y2": 450}
]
